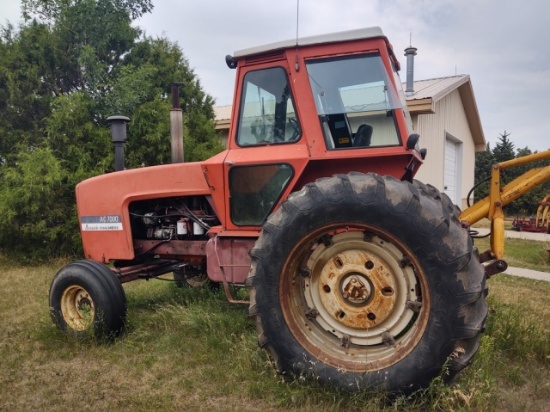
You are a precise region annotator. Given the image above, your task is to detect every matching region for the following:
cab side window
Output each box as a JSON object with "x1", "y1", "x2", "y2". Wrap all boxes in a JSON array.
[
  {"x1": 236, "y1": 67, "x2": 300, "y2": 146},
  {"x1": 229, "y1": 164, "x2": 293, "y2": 225}
]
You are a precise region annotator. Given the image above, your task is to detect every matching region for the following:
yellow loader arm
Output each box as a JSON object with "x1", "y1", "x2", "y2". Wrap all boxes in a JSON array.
[{"x1": 459, "y1": 150, "x2": 550, "y2": 276}]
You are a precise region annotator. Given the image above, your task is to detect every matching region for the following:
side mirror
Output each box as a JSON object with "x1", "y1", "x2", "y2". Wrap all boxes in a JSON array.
[
  {"x1": 225, "y1": 55, "x2": 237, "y2": 69},
  {"x1": 406, "y1": 133, "x2": 420, "y2": 150}
]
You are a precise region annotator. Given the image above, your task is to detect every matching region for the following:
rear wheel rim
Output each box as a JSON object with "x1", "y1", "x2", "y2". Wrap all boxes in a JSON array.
[
  {"x1": 280, "y1": 225, "x2": 430, "y2": 371},
  {"x1": 60, "y1": 285, "x2": 95, "y2": 331}
]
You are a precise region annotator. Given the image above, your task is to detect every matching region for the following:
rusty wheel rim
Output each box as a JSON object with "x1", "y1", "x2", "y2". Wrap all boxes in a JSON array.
[
  {"x1": 60, "y1": 285, "x2": 95, "y2": 331},
  {"x1": 186, "y1": 273, "x2": 209, "y2": 288},
  {"x1": 280, "y1": 226, "x2": 430, "y2": 371}
]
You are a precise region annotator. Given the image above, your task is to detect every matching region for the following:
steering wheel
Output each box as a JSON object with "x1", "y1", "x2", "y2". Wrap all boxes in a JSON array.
[{"x1": 287, "y1": 118, "x2": 301, "y2": 141}]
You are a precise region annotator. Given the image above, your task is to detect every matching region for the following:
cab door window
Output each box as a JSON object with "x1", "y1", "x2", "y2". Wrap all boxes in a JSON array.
[
  {"x1": 229, "y1": 164, "x2": 293, "y2": 225},
  {"x1": 236, "y1": 67, "x2": 300, "y2": 146}
]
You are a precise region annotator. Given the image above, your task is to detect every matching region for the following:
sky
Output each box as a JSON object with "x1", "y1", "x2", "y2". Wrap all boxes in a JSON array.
[{"x1": 2, "y1": 0, "x2": 550, "y2": 151}]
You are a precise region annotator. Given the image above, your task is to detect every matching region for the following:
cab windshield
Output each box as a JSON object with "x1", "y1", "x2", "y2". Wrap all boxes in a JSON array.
[
  {"x1": 306, "y1": 54, "x2": 402, "y2": 149},
  {"x1": 236, "y1": 67, "x2": 300, "y2": 146}
]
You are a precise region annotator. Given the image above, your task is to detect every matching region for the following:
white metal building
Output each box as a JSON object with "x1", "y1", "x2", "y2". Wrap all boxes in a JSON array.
[{"x1": 407, "y1": 75, "x2": 486, "y2": 208}]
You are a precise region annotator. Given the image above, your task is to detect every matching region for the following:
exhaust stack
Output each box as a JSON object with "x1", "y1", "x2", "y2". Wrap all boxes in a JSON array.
[
  {"x1": 404, "y1": 45, "x2": 417, "y2": 97},
  {"x1": 170, "y1": 82, "x2": 184, "y2": 163},
  {"x1": 107, "y1": 115, "x2": 130, "y2": 171}
]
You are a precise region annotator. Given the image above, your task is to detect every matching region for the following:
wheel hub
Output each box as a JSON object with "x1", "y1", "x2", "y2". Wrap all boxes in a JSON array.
[
  {"x1": 76, "y1": 293, "x2": 92, "y2": 311},
  {"x1": 341, "y1": 273, "x2": 371, "y2": 304},
  {"x1": 61, "y1": 285, "x2": 95, "y2": 331},
  {"x1": 315, "y1": 247, "x2": 401, "y2": 332},
  {"x1": 303, "y1": 231, "x2": 418, "y2": 346}
]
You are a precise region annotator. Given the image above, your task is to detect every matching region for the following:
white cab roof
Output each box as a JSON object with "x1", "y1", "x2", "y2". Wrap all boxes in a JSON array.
[{"x1": 234, "y1": 27, "x2": 386, "y2": 58}]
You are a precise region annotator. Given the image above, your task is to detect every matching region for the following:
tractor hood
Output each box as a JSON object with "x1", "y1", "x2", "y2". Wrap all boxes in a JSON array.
[{"x1": 76, "y1": 162, "x2": 210, "y2": 261}]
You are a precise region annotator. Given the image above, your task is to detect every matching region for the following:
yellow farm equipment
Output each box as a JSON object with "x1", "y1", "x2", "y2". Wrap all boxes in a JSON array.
[{"x1": 459, "y1": 150, "x2": 550, "y2": 275}]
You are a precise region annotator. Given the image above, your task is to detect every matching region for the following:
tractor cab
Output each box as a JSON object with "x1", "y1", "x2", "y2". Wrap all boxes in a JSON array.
[
  {"x1": 215, "y1": 27, "x2": 423, "y2": 232},
  {"x1": 225, "y1": 27, "x2": 416, "y2": 154}
]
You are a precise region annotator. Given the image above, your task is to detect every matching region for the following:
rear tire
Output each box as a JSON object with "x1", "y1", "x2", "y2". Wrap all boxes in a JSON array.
[
  {"x1": 413, "y1": 180, "x2": 460, "y2": 219},
  {"x1": 49, "y1": 260, "x2": 126, "y2": 340},
  {"x1": 247, "y1": 173, "x2": 487, "y2": 393}
]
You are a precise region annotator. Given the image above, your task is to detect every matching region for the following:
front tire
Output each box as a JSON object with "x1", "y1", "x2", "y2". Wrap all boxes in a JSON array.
[
  {"x1": 50, "y1": 260, "x2": 127, "y2": 339},
  {"x1": 247, "y1": 173, "x2": 487, "y2": 393}
]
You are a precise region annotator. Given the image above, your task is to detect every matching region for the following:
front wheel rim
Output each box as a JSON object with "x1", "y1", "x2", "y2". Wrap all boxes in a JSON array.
[
  {"x1": 280, "y1": 226, "x2": 430, "y2": 372},
  {"x1": 60, "y1": 285, "x2": 95, "y2": 331}
]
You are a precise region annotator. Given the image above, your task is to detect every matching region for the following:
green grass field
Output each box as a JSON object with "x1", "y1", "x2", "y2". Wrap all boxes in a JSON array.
[{"x1": 1, "y1": 238, "x2": 549, "y2": 411}]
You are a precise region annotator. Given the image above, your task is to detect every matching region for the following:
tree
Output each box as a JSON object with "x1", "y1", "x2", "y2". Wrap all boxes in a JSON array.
[
  {"x1": 472, "y1": 142, "x2": 493, "y2": 204},
  {"x1": 510, "y1": 146, "x2": 550, "y2": 216},
  {"x1": 22, "y1": 0, "x2": 153, "y2": 22},
  {"x1": 0, "y1": 147, "x2": 82, "y2": 262},
  {"x1": 0, "y1": 21, "x2": 56, "y2": 165},
  {"x1": 492, "y1": 131, "x2": 514, "y2": 163},
  {"x1": 474, "y1": 131, "x2": 516, "y2": 203},
  {"x1": 19, "y1": 0, "x2": 152, "y2": 97},
  {"x1": 474, "y1": 132, "x2": 550, "y2": 216},
  {"x1": 0, "y1": 1, "x2": 222, "y2": 262},
  {"x1": 490, "y1": 131, "x2": 517, "y2": 202},
  {"x1": 111, "y1": 37, "x2": 222, "y2": 167}
]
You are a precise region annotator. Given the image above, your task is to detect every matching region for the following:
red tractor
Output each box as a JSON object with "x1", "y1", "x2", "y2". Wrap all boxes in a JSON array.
[{"x1": 50, "y1": 27, "x2": 488, "y2": 393}]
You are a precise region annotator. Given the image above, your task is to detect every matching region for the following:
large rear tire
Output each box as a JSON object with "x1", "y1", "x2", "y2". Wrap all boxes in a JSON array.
[
  {"x1": 247, "y1": 173, "x2": 487, "y2": 393},
  {"x1": 49, "y1": 260, "x2": 127, "y2": 340}
]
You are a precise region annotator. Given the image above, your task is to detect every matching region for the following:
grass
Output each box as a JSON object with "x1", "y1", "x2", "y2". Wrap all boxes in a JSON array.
[{"x1": 0, "y1": 247, "x2": 549, "y2": 411}]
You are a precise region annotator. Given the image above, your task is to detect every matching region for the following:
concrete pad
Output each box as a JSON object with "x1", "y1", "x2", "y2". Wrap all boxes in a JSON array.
[
  {"x1": 470, "y1": 227, "x2": 550, "y2": 281},
  {"x1": 503, "y1": 266, "x2": 550, "y2": 282},
  {"x1": 472, "y1": 227, "x2": 550, "y2": 241}
]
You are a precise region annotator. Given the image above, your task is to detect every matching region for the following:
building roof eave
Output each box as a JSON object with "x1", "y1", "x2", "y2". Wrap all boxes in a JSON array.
[
  {"x1": 215, "y1": 119, "x2": 231, "y2": 130},
  {"x1": 406, "y1": 98, "x2": 434, "y2": 114},
  {"x1": 405, "y1": 75, "x2": 486, "y2": 150},
  {"x1": 457, "y1": 80, "x2": 486, "y2": 150}
]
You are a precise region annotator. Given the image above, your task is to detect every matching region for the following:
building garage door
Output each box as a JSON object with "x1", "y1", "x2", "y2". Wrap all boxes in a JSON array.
[{"x1": 444, "y1": 138, "x2": 460, "y2": 204}]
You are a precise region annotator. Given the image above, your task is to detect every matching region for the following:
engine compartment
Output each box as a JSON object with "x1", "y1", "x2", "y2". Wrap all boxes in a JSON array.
[{"x1": 129, "y1": 195, "x2": 220, "y2": 242}]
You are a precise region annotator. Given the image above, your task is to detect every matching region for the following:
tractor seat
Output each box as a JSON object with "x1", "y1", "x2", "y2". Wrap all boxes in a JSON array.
[{"x1": 353, "y1": 124, "x2": 373, "y2": 147}]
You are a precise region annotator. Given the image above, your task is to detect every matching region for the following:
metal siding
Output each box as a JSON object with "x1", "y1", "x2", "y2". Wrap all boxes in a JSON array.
[{"x1": 413, "y1": 90, "x2": 475, "y2": 208}]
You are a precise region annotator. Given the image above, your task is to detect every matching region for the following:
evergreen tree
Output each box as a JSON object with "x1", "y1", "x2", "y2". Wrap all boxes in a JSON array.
[
  {"x1": 473, "y1": 142, "x2": 493, "y2": 203},
  {"x1": 474, "y1": 132, "x2": 550, "y2": 216},
  {"x1": 493, "y1": 131, "x2": 517, "y2": 195},
  {"x1": 492, "y1": 131, "x2": 515, "y2": 163},
  {"x1": 510, "y1": 146, "x2": 550, "y2": 216}
]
